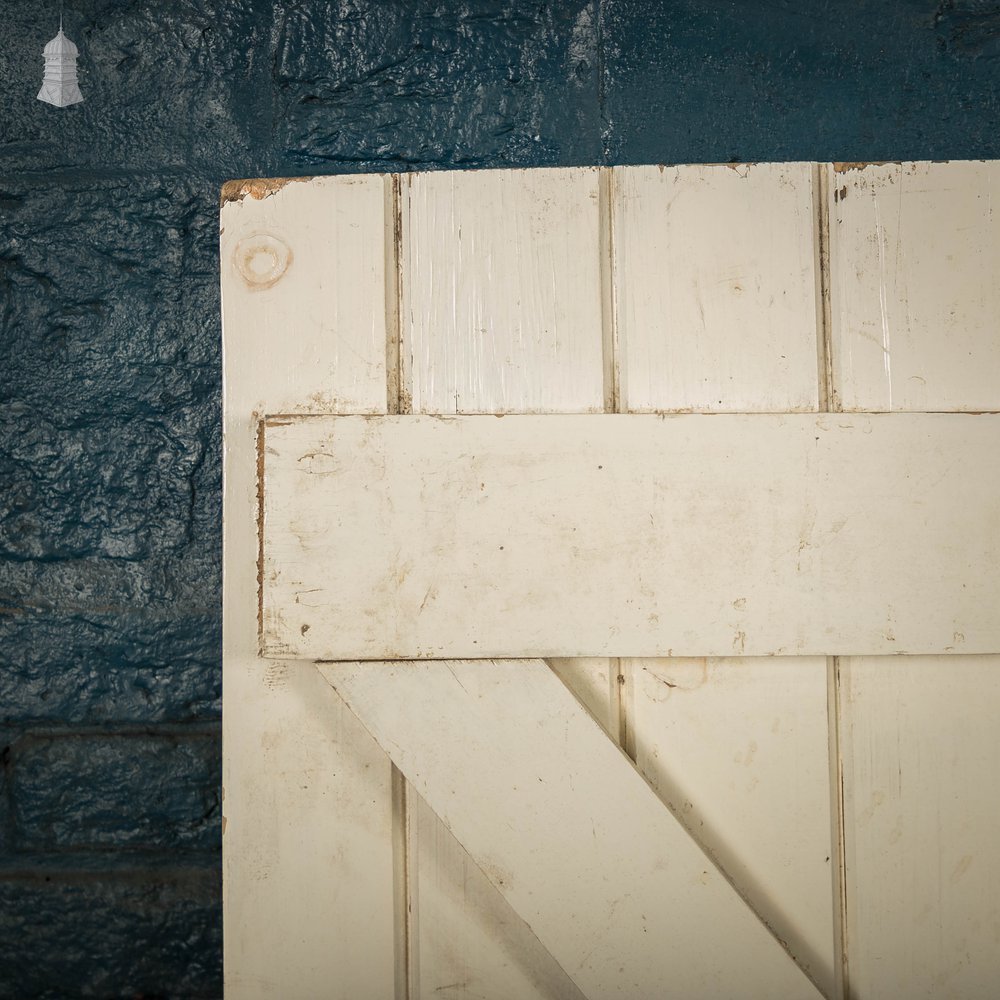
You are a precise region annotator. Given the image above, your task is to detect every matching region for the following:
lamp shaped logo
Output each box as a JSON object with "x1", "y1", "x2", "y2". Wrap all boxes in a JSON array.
[{"x1": 37, "y1": 18, "x2": 83, "y2": 107}]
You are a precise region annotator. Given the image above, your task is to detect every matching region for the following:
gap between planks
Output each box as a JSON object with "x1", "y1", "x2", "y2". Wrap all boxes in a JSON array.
[
  {"x1": 816, "y1": 162, "x2": 849, "y2": 1000},
  {"x1": 813, "y1": 163, "x2": 837, "y2": 415},
  {"x1": 599, "y1": 166, "x2": 622, "y2": 415},
  {"x1": 385, "y1": 174, "x2": 409, "y2": 417},
  {"x1": 598, "y1": 169, "x2": 634, "y2": 762},
  {"x1": 385, "y1": 172, "x2": 418, "y2": 1000},
  {"x1": 826, "y1": 656, "x2": 851, "y2": 1000}
]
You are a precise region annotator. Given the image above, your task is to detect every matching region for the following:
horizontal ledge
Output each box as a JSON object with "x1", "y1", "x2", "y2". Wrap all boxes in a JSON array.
[{"x1": 260, "y1": 413, "x2": 1000, "y2": 660}]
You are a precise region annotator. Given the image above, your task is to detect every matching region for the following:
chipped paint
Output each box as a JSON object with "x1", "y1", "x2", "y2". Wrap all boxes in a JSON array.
[
  {"x1": 814, "y1": 164, "x2": 836, "y2": 412},
  {"x1": 384, "y1": 174, "x2": 408, "y2": 416},
  {"x1": 871, "y1": 192, "x2": 894, "y2": 410},
  {"x1": 833, "y1": 161, "x2": 902, "y2": 173},
  {"x1": 220, "y1": 176, "x2": 314, "y2": 206}
]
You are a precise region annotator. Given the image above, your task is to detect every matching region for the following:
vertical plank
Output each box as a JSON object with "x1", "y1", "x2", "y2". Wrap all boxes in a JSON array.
[
  {"x1": 829, "y1": 161, "x2": 1000, "y2": 412},
  {"x1": 841, "y1": 655, "x2": 1000, "y2": 999},
  {"x1": 402, "y1": 167, "x2": 606, "y2": 414},
  {"x1": 220, "y1": 176, "x2": 394, "y2": 998},
  {"x1": 614, "y1": 162, "x2": 820, "y2": 413},
  {"x1": 613, "y1": 162, "x2": 835, "y2": 996},
  {"x1": 629, "y1": 658, "x2": 835, "y2": 993},
  {"x1": 401, "y1": 166, "x2": 613, "y2": 997},
  {"x1": 411, "y1": 791, "x2": 587, "y2": 1000},
  {"x1": 829, "y1": 159, "x2": 1000, "y2": 998}
]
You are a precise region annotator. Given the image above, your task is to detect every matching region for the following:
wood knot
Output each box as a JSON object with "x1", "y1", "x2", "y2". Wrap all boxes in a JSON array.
[{"x1": 235, "y1": 233, "x2": 292, "y2": 290}]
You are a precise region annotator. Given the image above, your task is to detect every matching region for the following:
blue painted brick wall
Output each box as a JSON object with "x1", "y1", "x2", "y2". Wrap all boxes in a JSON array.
[
  {"x1": 10, "y1": 731, "x2": 220, "y2": 851},
  {"x1": 0, "y1": 1, "x2": 997, "y2": 995}
]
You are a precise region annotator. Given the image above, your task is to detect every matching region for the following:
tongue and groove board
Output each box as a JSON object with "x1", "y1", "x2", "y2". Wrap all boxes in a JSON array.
[
  {"x1": 829, "y1": 161, "x2": 1000, "y2": 998},
  {"x1": 224, "y1": 161, "x2": 1000, "y2": 1000},
  {"x1": 398, "y1": 167, "x2": 613, "y2": 1000},
  {"x1": 260, "y1": 411, "x2": 1000, "y2": 661},
  {"x1": 605, "y1": 163, "x2": 836, "y2": 997},
  {"x1": 220, "y1": 175, "x2": 396, "y2": 997}
]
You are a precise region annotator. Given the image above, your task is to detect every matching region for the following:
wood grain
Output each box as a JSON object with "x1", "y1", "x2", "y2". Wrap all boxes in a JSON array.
[
  {"x1": 829, "y1": 161, "x2": 1000, "y2": 412},
  {"x1": 840, "y1": 655, "x2": 1000, "y2": 999},
  {"x1": 399, "y1": 165, "x2": 613, "y2": 997},
  {"x1": 614, "y1": 163, "x2": 820, "y2": 413},
  {"x1": 402, "y1": 167, "x2": 605, "y2": 415}
]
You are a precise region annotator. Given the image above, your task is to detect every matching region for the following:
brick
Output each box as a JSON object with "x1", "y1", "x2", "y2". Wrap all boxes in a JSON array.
[
  {"x1": 602, "y1": 0, "x2": 1000, "y2": 165},
  {"x1": 0, "y1": 171, "x2": 222, "y2": 729},
  {"x1": 0, "y1": 868, "x2": 220, "y2": 998},
  {"x1": 0, "y1": 610, "x2": 220, "y2": 726},
  {"x1": 0, "y1": 2, "x2": 267, "y2": 177},
  {"x1": 273, "y1": 0, "x2": 602, "y2": 169},
  {"x1": 10, "y1": 732, "x2": 220, "y2": 852}
]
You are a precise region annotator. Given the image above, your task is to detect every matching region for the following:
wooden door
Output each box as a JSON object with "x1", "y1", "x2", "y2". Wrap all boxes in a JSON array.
[{"x1": 221, "y1": 162, "x2": 1000, "y2": 999}]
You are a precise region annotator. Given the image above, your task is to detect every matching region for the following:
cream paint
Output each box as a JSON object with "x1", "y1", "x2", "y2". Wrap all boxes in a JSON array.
[
  {"x1": 829, "y1": 161, "x2": 1000, "y2": 412},
  {"x1": 609, "y1": 163, "x2": 837, "y2": 994},
  {"x1": 220, "y1": 176, "x2": 395, "y2": 997},
  {"x1": 320, "y1": 659, "x2": 820, "y2": 1000},
  {"x1": 260, "y1": 412, "x2": 1000, "y2": 660},
  {"x1": 224, "y1": 162, "x2": 1000, "y2": 1000},
  {"x1": 828, "y1": 161, "x2": 1000, "y2": 998},
  {"x1": 398, "y1": 167, "x2": 614, "y2": 998}
]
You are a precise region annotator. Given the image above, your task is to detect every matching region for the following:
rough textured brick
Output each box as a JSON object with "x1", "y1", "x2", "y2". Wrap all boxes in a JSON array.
[
  {"x1": 0, "y1": 173, "x2": 222, "y2": 732},
  {"x1": 0, "y1": 1, "x2": 268, "y2": 176},
  {"x1": 273, "y1": 0, "x2": 603, "y2": 169},
  {"x1": 9, "y1": 732, "x2": 220, "y2": 852},
  {"x1": 0, "y1": 175, "x2": 219, "y2": 563},
  {"x1": 602, "y1": 0, "x2": 1000, "y2": 165},
  {"x1": 0, "y1": 611, "x2": 220, "y2": 725},
  {"x1": 0, "y1": 869, "x2": 221, "y2": 999}
]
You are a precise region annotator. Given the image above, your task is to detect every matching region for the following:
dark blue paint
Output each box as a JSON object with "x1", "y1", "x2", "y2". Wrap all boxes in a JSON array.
[
  {"x1": 0, "y1": 0, "x2": 997, "y2": 994},
  {"x1": 0, "y1": 869, "x2": 221, "y2": 999},
  {"x1": 603, "y1": 0, "x2": 1000, "y2": 165},
  {"x1": 11, "y1": 731, "x2": 220, "y2": 851}
]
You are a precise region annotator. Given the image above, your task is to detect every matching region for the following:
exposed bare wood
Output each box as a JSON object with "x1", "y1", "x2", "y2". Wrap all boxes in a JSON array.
[{"x1": 220, "y1": 175, "x2": 315, "y2": 206}]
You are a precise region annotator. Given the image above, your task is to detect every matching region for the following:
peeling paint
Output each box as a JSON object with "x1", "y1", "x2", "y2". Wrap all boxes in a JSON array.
[
  {"x1": 220, "y1": 176, "x2": 314, "y2": 206},
  {"x1": 833, "y1": 161, "x2": 900, "y2": 173}
]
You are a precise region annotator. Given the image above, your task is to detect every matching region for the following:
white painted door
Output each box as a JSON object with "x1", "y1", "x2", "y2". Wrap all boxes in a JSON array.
[{"x1": 221, "y1": 162, "x2": 1000, "y2": 999}]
